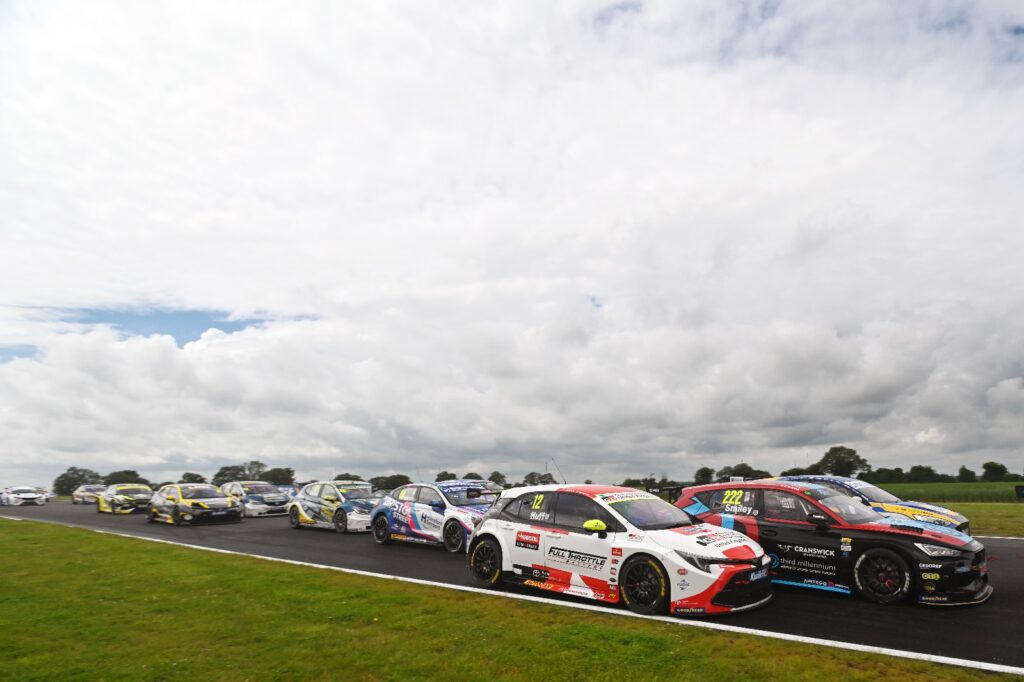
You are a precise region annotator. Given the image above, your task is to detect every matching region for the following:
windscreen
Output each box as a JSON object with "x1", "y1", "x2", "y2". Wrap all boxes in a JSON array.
[
  {"x1": 182, "y1": 486, "x2": 221, "y2": 499},
  {"x1": 336, "y1": 487, "x2": 376, "y2": 500},
  {"x1": 84, "y1": 485, "x2": 106, "y2": 492},
  {"x1": 12, "y1": 487, "x2": 36, "y2": 494},
  {"x1": 116, "y1": 487, "x2": 150, "y2": 496},
  {"x1": 242, "y1": 484, "x2": 278, "y2": 494},
  {"x1": 442, "y1": 487, "x2": 498, "y2": 507},
  {"x1": 604, "y1": 493, "x2": 693, "y2": 530},
  {"x1": 805, "y1": 489, "x2": 884, "y2": 524},
  {"x1": 846, "y1": 480, "x2": 900, "y2": 503}
]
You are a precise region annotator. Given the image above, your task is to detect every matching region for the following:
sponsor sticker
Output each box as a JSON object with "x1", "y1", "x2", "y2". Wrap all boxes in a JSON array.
[
  {"x1": 515, "y1": 531, "x2": 540, "y2": 551},
  {"x1": 611, "y1": 547, "x2": 623, "y2": 557},
  {"x1": 749, "y1": 568, "x2": 768, "y2": 581},
  {"x1": 674, "y1": 607, "x2": 705, "y2": 614},
  {"x1": 548, "y1": 546, "x2": 607, "y2": 571}
]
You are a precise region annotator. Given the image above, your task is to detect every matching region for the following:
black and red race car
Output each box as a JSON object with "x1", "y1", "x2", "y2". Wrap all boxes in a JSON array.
[{"x1": 676, "y1": 480, "x2": 991, "y2": 606}]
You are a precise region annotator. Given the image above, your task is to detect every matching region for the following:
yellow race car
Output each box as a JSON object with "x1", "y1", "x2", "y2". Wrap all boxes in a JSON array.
[
  {"x1": 146, "y1": 483, "x2": 242, "y2": 525},
  {"x1": 96, "y1": 483, "x2": 154, "y2": 514}
]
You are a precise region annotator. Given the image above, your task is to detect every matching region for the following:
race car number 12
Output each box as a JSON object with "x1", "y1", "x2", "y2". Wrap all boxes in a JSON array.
[{"x1": 531, "y1": 494, "x2": 545, "y2": 509}]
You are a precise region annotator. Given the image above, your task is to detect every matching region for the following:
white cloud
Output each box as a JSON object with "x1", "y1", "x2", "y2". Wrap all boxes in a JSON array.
[{"x1": 1, "y1": 1, "x2": 1023, "y2": 485}]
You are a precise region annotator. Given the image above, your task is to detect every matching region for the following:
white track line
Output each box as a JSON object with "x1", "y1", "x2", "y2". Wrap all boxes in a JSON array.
[
  {"x1": 2, "y1": 515, "x2": 1022, "y2": 677},
  {"x1": 975, "y1": 535, "x2": 1024, "y2": 541}
]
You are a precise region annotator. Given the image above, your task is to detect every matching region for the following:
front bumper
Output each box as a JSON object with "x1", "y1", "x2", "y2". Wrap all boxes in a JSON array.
[
  {"x1": 243, "y1": 502, "x2": 289, "y2": 517},
  {"x1": 347, "y1": 513, "x2": 372, "y2": 532},
  {"x1": 917, "y1": 548, "x2": 991, "y2": 606},
  {"x1": 178, "y1": 507, "x2": 243, "y2": 523}
]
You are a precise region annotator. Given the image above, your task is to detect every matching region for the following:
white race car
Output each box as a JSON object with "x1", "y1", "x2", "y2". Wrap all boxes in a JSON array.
[
  {"x1": 2, "y1": 486, "x2": 47, "y2": 506},
  {"x1": 467, "y1": 484, "x2": 773, "y2": 616},
  {"x1": 221, "y1": 481, "x2": 291, "y2": 517}
]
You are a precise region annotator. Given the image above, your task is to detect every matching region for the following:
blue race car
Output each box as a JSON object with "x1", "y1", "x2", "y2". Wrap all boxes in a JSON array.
[
  {"x1": 777, "y1": 475, "x2": 970, "y2": 534},
  {"x1": 371, "y1": 479, "x2": 499, "y2": 552}
]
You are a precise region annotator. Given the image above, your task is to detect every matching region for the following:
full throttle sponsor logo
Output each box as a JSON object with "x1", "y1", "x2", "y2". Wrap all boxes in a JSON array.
[
  {"x1": 548, "y1": 546, "x2": 607, "y2": 571},
  {"x1": 515, "y1": 531, "x2": 541, "y2": 550},
  {"x1": 694, "y1": 530, "x2": 747, "y2": 549}
]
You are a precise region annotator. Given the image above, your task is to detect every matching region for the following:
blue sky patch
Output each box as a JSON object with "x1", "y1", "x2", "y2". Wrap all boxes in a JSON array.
[
  {"x1": 0, "y1": 345, "x2": 37, "y2": 363},
  {"x1": 72, "y1": 308, "x2": 263, "y2": 346}
]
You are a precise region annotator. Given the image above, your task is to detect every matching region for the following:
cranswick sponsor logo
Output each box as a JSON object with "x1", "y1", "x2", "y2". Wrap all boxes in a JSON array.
[
  {"x1": 548, "y1": 546, "x2": 607, "y2": 570},
  {"x1": 515, "y1": 531, "x2": 540, "y2": 550},
  {"x1": 780, "y1": 544, "x2": 836, "y2": 558}
]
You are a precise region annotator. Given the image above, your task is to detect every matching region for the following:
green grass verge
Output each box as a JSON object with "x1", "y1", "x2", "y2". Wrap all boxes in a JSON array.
[
  {"x1": 882, "y1": 482, "x2": 1023, "y2": 503},
  {"x1": 0, "y1": 520, "x2": 1012, "y2": 681},
  {"x1": 944, "y1": 503, "x2": 1024, "y2": 537}
]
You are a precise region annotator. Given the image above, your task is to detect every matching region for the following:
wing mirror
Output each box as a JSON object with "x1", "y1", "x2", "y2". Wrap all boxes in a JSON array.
[
  {"x1": 166, "y1": 496, "x2": 177, "y2": 503},
  {"x1": 583, "y1": 519, "x2": 608, "y2": 539},
  {"x1": 806, "y1": 511, "x2": 831, "y2": 529},
  {"x1": 429, "y1": 500, "x2": 446, "y2": 512},
  {"x1": 323, "y1": 495, "x2": 338, "y2": 502}
]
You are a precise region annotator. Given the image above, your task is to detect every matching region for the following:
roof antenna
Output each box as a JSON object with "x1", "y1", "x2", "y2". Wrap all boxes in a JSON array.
[
  {"x1": 414, "y1": 466, "x2": 425, "y2": 483},
  {"x1": 551, "y1": 458, "x2": 567, "y2": 484}
]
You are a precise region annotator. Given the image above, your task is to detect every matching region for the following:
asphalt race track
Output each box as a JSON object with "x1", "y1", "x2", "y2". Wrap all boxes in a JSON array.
[{"x1": 4, "y1": 501, "x2": 1023, "y2": 670}]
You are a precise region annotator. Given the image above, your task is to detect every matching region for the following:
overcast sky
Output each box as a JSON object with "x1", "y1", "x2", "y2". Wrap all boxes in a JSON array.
[{"x1": 2, "y1": 1, "x2": 1023, "y2": 487}]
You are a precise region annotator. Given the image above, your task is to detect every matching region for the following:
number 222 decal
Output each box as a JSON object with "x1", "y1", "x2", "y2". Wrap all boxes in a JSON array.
[{"x1": 722, "y1": 490, "x2": 744, "y2": 505}]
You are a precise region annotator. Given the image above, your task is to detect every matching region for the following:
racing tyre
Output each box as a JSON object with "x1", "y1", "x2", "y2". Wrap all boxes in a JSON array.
[
  {"x1": 147, "y1": 507, "x2": 158, "y2": 524},
  {"x1": 372, "y1": 515, "x2": 391, "y2": 545},
  {"x1": 239, "y1": 504, "x2": 247, "y2": 519},
  {"x1": 171, "y1": 509, "x2": 184, "y2": 526},
  {"x1": 469, "y1": 537, "x2": 503, "y2": 587},
  {"x1": 621, "y1": 555, "x2": 670, "y2": 615},
  {"x1": 854, "y1": 548, "x2": 911, "y2": 604},
  {"x1": 333, "y1": 510, "x2": 348, "y2": 534},
  {"x1": 72, "y1": 498, "x2": 78, "y2": 505},
  {"x1": 95, "y1": 500, "x2": 102, "y2": 513},
  {"x1": 443, "y1": 520, "x2": 465, "y2": 553},
  {"x1": 289, "y1": 507, "x2": 302, "y2": 529}
]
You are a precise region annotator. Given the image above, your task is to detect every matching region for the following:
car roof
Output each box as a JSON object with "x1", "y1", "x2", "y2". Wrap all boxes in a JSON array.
[
  {"x1": 684, "y1": 480, "x2": 830, "y2": 494},
  {"x1": 114, "y1": 482, "x2": 150, "y2": 488},
  {"x1": 432, "y1": 479, "x2": 498, "y2": 490},
  {"x1": 497, "y1": 484, "x2": 642, "y2": 498},
  {"x1": 778, "y1": 474, "x2": 855, "y2": 484}
]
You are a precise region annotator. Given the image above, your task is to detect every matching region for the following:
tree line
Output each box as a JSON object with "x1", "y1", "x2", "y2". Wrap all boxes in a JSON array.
[
  {"x1": 51, "y1": 463, "x2": 564, "y2": 496},
  {"x1": 621, "y1": 446, "x2": 1023, "y2": 488}
]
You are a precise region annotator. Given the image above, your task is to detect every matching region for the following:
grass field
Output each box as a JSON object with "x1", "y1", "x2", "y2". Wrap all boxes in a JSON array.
[
  {"x1": 943, "y1": 503, "x2": 1024, "y2": 537},
  {"x1": 881, "y1": 482, "x2": 1023, "y2": 503},
  {"x1": 0, "y1": 520, "x2": 1010, "y2": 681}
]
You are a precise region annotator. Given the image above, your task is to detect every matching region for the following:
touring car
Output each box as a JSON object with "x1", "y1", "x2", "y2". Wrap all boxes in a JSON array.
[
  {"x1": 96, "y1": 484, "x2": 153, "y2": 514},
  {"x1": 372, "y1": 479, "x2": 500, "y2": 552},
  {"x1": 147, "y1": 483, "x2": 241, "y2": 525},
  {"x1": 221, "y1": 480, "x2": 291, "y2": 517},
  {"x1": 288, "y1": 481, "x2": 380, "y2": 532},
  {"x1": 467, "y1": 484, "x2": 772, "y2": 616},
  {"x1": 677, "y1": 480, "x2": 990, "y2": 606},
  {"x1": 778, "y1": 474, "x2": 970, "y2": 534},
  {"x1": 71, "y1": 484, "x2": 107, "y2": 504},
  {"x1": 1, "y1": 486, "x2": 47, "y2": 506}
]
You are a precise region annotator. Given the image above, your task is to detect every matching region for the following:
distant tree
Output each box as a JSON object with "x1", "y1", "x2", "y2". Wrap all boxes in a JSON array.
[
  {"x1": 694, "y1": 467, "x2": 714, "y2": 485},
  {"x1": 243, "y1": 460, "x2": 267, "y2": 479},
  {"x1": 780, "y1": 466, "x2": 809, "y2": 477},
  {"x1": 905, "y1": 465, "x2": 943, "y2": 483},
  {"x1": 520, "y1": 471, "x2": 557, "y2": 486},
  {"x1": 368, "y1": 474, "x2": 412, "y2": 491},
  {"x1": 714, "y1": 463, "x2": 770, "y2": 482},
  {"x1": 1005, "y1": 473, "x2": 1024, "y2": 482},
  {"x1": 211, "y1": 465, "x2": 247, "y2": 486},
  {"x1": 52, "y1": 467, "x2": 103, "y2": 495},
  {"x1": 263, "y1": 467, "x2": 296, "y2": 485},
  {"x1": 957, "y1": 466, "x2": 977, "y2": 482},
  {"x1": 180, "y1": 472, "x2": 206, "y2": 484},
  {"x1": 584, "y1": 479, "x2": 593, "y2": 484},
  {"x1": 333, "y1": 472, "x2": 363, "y2": 481},
  {"x1": 981, "y1": 461, "x2": 1008, "y2": 482},
  {"x1": 435, "y1": 471, "x2": 457, "y2": 482},
  {"x1": 817, "y1": 446, "x2": 869, "y2": 478},
  {"x1": 463, "y1": 472, "x2": 483, "y2": 480},
  {"x1": 104, "y1": 470, "x2": 149, "y2": 485},
  {"x1": 487, "y1": 471, "x2": 507, "y2": 487}
]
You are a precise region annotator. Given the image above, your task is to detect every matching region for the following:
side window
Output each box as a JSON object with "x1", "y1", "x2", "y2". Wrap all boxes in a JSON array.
[
  {"x1": 303, "y1": 484, "x2": 319, "y2": 498},
  {"x1": 418, "y1": 487, "x2": 443, "y2": 505},
  {"x1": 501, "y1": 496, "x2": 522, "y2": 519},
  {"x1": 553, "y1": 493, "x2": 606, "y2": 530},
  {"x1": 517, "y1": 492, "x2": 555, "y2": 524},
  {"x1": 396, "y1": 486, "x2": 418, "y2": 502},
  {"x1": 321, "y1": 485, "x2": 338, "y2": 500},
  {"x1": 763, "y1": 490, "x2": 814, "y2": 522},
  {"x1": 707, "y1": 488, "x2": 759, "y2": 516}
]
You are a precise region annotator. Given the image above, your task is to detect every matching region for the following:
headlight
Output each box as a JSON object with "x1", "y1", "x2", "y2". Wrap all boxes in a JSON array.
[
  {"x1": 914, "y1": 543, "x2": 962, "y2": 558},
  {"x1": 675, "y1": 550, "x2": 712, "y2": 572}
]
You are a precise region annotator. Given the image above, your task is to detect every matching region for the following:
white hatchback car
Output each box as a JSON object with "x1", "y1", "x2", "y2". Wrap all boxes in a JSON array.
[
  {"x1": 221, "y1": 481, "x2": 291, "y2": 517},
  {"x1": 468, "y1": 484, "x2": 773, "y2": 616},
  {"x1": 2, "y1": 486, "x2": 47, "y2": 506}
]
